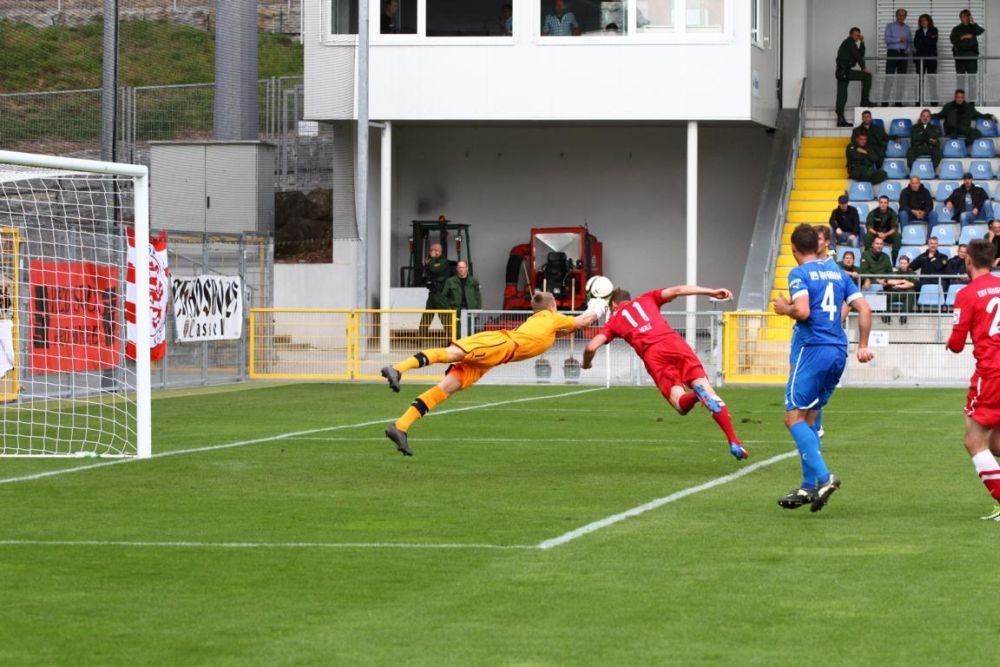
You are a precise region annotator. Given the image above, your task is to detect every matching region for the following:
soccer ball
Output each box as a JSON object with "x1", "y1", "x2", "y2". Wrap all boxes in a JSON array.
[{"x1": 585, "y1": 275, "x2": 614, "y2": 300}]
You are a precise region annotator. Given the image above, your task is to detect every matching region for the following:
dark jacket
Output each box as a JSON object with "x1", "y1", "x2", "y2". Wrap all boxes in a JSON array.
[
  {"x1": 950, "y1": 22, "x2": 984, "y2": 57},
  {"x1": 866, "y1": 206, "x2": 899, "y2": 235},
  {"x1": 946, "y1": 185, "x2": 990, "y2": 219},
  {"x1": 846, "y1": 142, "x2": 879, "y2": 171},
  {"x1": 829, "y1": 205, "x2": 862, "y2": 236},
  {"x1": 933, "y1": 100, "x2": 991, "y2": 132},
  {"x1": 910, "y1": 121, "x2": 940, "y2": 149},
  {"x1": 898, "y1": 185, "x2": 934, "y2": 216},
  {"x1": 441, "y1": 274, "x2": 482, "y2": 310},
  {"x1": 860, "y1": 248, "x2": 893, "y2": 276},
  {"x1": 914, "y1": 26, "x2": 938, "y2": 59},
  {"x1": 910, "y1": 249, "x2": 949, "y2": 284},
  {"x1": 852, "y1": 123, "x2": 889, "y2": 155},
  {"x1": 836, "y1": 36, "x2": 866, "y2": 70}
]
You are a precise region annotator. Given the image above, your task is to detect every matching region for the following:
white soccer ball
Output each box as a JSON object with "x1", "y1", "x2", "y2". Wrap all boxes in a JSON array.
[{"x1": 585, "y1": 275, "x2": 614, "y2": 300}]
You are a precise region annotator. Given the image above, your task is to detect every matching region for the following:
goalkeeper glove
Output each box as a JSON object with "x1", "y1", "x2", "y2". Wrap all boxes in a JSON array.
[{"x1": 586, "y1": 298, "x2": 609, "y2": 318}]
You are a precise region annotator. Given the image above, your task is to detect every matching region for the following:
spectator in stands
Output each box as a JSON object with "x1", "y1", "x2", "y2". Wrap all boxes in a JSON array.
[
  {"x1": 835, "y1": 27, "x2": 874, "y2": 127},
  {"x1": 945, "y1": 243, "x2": 972, "y2": 286},
  {"x1": 908, "y1": 108, "x2": 943, "y2": 168},
  {"x1": 886, "y1": 255, "x2": 918, "y2": 321},
  {"x1": 945, "y1": 172, "x2": 993, "y2": 225},
  {"x1": 830, "y1": 194, "x2": 863, "y2": 247},
  {"x1": 865, "y1": 195, "x2": 901, "y2": 263},
  {"x1": 847, "y1": 132, "x2": 887, "y2": 184},
  {"x1": 852, "y1": 110, "x2": 888, "y2": 165},
  {"x1": 950, "y1": 10, "x2": 984, "y2": 95},
  {"x1": 933, "y1": 89, "x2": 996, "y2": 144},
  {"x1": 542, "y1": 0, "x2": 580, "y2": 36},
  {"x1": 381, "y1": 0, "x2": 399, "y2": 33},
  {"x1": 910, "y1": 235, "x2": 950, "y2": 286},
  {"x1": 898, "y1": 175, "x2": 937, "y2": 226},
  {"x1": 882, "y1": 8, "x2": 912, "y2": 106},
  {"x1": 442, "y1": 260, "x2": 482, "y2": 323},
  {"x1": 838, "y1": 250, "x2": 860, "y2": 282},
  {"x1": 986, "y1": 220, "x2": 1000, "y2": 267},
  {"x1": 499, "y1": 3, "x2": 513, "y2": 35},
  {"x1": 418, "y1": 242, "x2": 454, "y2": 338},
  {"x1": 914, "y1": 14, "x2": 939, "y2": 104},
  {"x1": 861, "y1": 236, "x2": 893, "y2": 291}
]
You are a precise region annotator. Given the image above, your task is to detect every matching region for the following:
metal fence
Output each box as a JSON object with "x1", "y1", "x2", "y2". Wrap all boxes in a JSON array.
[{"x1": 867, "y1": 56, "x2": 1000, "y2": 106}]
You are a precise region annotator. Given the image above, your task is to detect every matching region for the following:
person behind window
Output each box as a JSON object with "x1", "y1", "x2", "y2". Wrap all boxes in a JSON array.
[
  {"x1": 381, "y1": 0, "x2": 399, "y2": 34},
  {"x1": 499, "y1": 3, "x2": 512, "y2": 35},
  {"x1": 542, "y1": 0, "x2": 580, "y2": 36}
]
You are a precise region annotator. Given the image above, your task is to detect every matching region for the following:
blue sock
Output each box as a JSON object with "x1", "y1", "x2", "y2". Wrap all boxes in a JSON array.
[{"x1": 790, "y1": 421, "x2": 828, "y2": 487}]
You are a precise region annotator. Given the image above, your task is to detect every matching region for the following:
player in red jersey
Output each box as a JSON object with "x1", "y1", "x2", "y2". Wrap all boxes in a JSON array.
[
  {"x1": 946, "y1": 239, "x2": 1000, "y2": 520},
  {"x1": 582, "y1": 285, "x2": 748, "y2": 460}
]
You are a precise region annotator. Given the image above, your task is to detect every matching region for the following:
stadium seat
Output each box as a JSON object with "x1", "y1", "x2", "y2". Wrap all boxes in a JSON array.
[
  {"x1": 871, "y1": 118, "x2": 886, "y2": 130},
  {"x1": 884, "y1": 140, "x2": 908, "y2": 158},
  {"x1": 946, "y1": 283, "x2": 966, "y2": 307},
  {"x1": 878, "y1": 181, "x2": 902, "y2": 201},
  {"x1": 970, "y1": 159, "x2": 994, "y2": 180},
  {"x1": 897, "y1": 245, "x2": 923, "y2": 263},
  {"x1": 942, "y1": 139, "x2": 967, "y2": 158},
  {"x1": 934, "y1": 202, "x2": 953, "y2": 221},
  {"x1": 848, "y1": 180, "x2": 875, "y2": 202},
  {"x1": 836, "y1": 245, "x2": 860, "y2": 261},
  {"x1": 852, "y1": 202, "x2": 871, "y2": 217},
  {"x1": 938, "y1": 159, "x2": 965, "y2": 180},
  {"x1": 979, "y1": 182, "x2": 995, "y2": 199},
  {"x1": 931, "y1": 118, "x2": 944, "y2": 134},
  {"x1": 976, "y1": 118, "x2": 998, "y2": 137},
  {"x1": 910, "y1": 158, "x2": 935, "y2": 179},
  {"x1": 917, "y1": 284, "x2": 945, "y2": 310},
  {"x1": 889, "y1": 118, "x2": 912, "y2": 138},
  {"x1": 883, "y1": 159, "x2": 907, "y2": 179},
  {"x1": 971, "y1": 139, "x2": 997, "y2": 158},
  {"x1": 935, "y1": 181, "x2": 959, "y2": 202},
  {"x1": 901, "y1": 224, "x2": 928, "y2": 245},
  {"x1": 930, "y1": 223, "x2": 960, "y2": 246},
  {"x1": 959, "y1": 223, "x2": 989, "y2": 245}
]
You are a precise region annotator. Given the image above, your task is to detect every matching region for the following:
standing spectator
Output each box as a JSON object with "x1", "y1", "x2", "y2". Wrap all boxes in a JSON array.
[
  {"x1": 542, "y1": 0, "x2": 579, "y2": 36},
  {"x1": 933, "y1": 89, "x2": 997, "y2": 144},
  {"x1": 441, "y1": 260, "x2": 482, "y2": 327},
  {"x1": 830, "y1": 194, "x2": 863, "y2": 247},
  {"x1": 914, "y1": 14, "x2": 939, "y2": 104},
  {"x1": 851, "y1": 110, "x2": 889, "y2": 166},
  {"x1": 945, "y1": 243, "x2": 972, "y2": 286},
  {"x1": 946, "y1": 239, "x2": 1000, "y2": 521},
  {"x1": 985, "y1": 220, "x2": 1000, "y2": 267},
  {"x1": 910, "y1": 235, "x2": 949, "y2": 286},
  {"x1": 898, "y1": 175, "x2": 937, "y2": 226},
  {"x1": 950, "y1": 9, "x2": 985, "y2": 100},
  {"x1": 860, "y1": 236, "x2": 894, "y2": 290},
  {"x1": 499, "y1": 3, "x2": 513, "y2": 35},
  {"x1": 838, "y1": 250, "x2": 860, "y2": 282},
  {"x1": 945, "y1": 173, "x2": 993, "y2": 225},
  {"x1": 846, "y1": 132, "x2": 887, "y2": 184},
  {"x1": 835, "y1": 27, "x2": 874, "y2": 127},
  {"x1": 418, "y1": 242, "x2": 454, "y2": 338},
  {"x1": 865, "y1": 195, "x2": 901, "y2": 262},
  {"x1": 380, "y1": 0, "x2": 399, "y2": 33},
  {"x1": 908, "y1": 108, "x2": 943, "y2": 168},
  {"x1": 882, "y1": 8, "x2": 912, "y2": 106},
  {"x1": 771, "y1": 224, "x2": 873, "y2": 512}
]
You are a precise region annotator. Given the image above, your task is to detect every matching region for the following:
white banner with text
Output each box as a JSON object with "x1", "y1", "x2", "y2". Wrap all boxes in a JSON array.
[{"x1": 171, "y1": 275, "x2": 243, "y2": 342}]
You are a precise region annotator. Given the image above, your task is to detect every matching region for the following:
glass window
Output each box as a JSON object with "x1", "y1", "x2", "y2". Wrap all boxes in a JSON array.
[
  {"x1": 540, "y1": 0, "x2": 583, "y2": 36},
  {"x1": 428, "y1": 0, "x2": 511, "y2": 36},
  {"x1": 636, "y1": 0, "x2": 673, "y2": 34},
  {"x1": 331, "y1": 0, "x2": 359, "y2": 34},
  {"x1": 378, "y1": 0, "x2": 416, "y2": 34},
  {"x1": 685, "y1": 0, "x2": 723, "y2": 32}
]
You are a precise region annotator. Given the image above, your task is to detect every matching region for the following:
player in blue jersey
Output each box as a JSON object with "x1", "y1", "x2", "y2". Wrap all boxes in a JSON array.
[{"x1": 772, "y1": 224, "x2": 875, "y2": 512}]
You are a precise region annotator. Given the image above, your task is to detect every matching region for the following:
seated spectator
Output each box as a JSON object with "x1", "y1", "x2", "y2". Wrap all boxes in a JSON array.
[
  {"x1": 838, "y1": 250, "x2": 860, "y2": 282},
  {"x1": 908, "y1": 108, "x2": 943, "y2": 168},
  {"x1": 898, "y1": 175, "x2": 937, "y2": 225},
  {"x1": 846, "y1": 132, "x2": 888, "y2": 184},
  {"x1": 945, "y1": 172, "x2": 993, "y2": 225},
  {"x1": 932, "y1": 88, "x2": 997, "y2": 144},
  {"x1": 860, "y1": 236, "x2": 894, "y2": 290},
  {"x1": 830, "y1": 195, "x2": 863, "y2": 247},
  {"x1": 542, "y1": 0, "x2": 580, "y2": 35},
  {"x1": 886, "y1": 255, "x2": 918, "y2": 321},
  {"x1": 986, "y1": 219, "x2": 1000, "y2": 267},
  {"x1": 852, "y1": 110, "x2": 889, "y2": 166},
  {"x1": 909, "y1": 235, "x2": 949, "y2": 285},
  {"x1": 865, "y1": 195, "x2": 901, "y2": 263},
  {"x1": 944, "y1": 243, "x2": 971, "y2": 286}
]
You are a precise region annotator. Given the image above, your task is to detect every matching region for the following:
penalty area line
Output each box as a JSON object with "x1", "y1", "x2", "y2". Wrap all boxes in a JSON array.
[
  {"x1": 0, "y1": 539, "x2": 534, "y2": 551},
  {"x1": 536, "y1": 450, "x2": 798, "y2": 550}
]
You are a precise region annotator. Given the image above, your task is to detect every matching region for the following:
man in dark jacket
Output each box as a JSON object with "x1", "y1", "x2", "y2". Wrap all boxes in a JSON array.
[
  {"x1": 950, "y1": 10, "x2": 984, "y2": 76},
  {"x1": 945, "y1": 173, "x2": 993, "y2": 225},
  {"x1": 908, "y1": 108, "x2": 943, "y2": 168},
  {"x1": 851, "y1": 110, "x2": 889, "y2": 166},
  {"x1": 898, "y1": 176, "x2": 937, "y2": 226},
  {"x1": 835, "y1": 27, "x2": 874, "y2": 127},
  {"x1": 846, "y1": 133, "x2": 887, "y2": 184},
  {"x1": 441, "y1": 260, "x2": 482, "y2": 327},
  {"x1": 830, "y1": 195, "x2": 863, "y2": 247},
  {"x1": 933, "y1": 89, "x2": 996, "y2": 143},
  {"x1": 910, "y1": 236, "x2": 950, "y2": 286},
  {"x1": 865, "y1": 195, "x2": 901, "y2": 263},
  {"x1": 418, "y1": 242, "x2": 454, "y2": 337},
  {"x1": 944, "y1": 243, "x2": 971, "y2": 287}
]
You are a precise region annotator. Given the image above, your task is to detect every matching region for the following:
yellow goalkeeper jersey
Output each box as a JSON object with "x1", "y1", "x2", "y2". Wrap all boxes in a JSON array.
[{"x1": 507, "y1": 310, "x2": 578, "y2": 362}]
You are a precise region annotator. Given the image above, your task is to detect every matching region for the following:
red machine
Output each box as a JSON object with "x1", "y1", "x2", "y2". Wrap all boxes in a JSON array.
[{"x1": 502, "y1": 227, "x2": 604, "y2": 310}]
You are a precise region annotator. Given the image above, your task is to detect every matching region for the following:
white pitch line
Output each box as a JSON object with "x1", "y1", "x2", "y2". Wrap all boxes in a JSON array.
[
  {"x1": 0, "y1": 539, "x2": 534, "y2": 550},
  {"x1": 536, "y1": 450, "x2": 798, "y2": 550}
]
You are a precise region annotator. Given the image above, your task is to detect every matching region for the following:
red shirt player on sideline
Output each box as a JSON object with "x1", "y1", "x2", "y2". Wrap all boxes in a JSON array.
[
  {"x1": 582, "y1": 285, "x2": 748, "y2": 461},
  {"x1": 945, "y1": 239, "x2": 1000, "y2": 520}
]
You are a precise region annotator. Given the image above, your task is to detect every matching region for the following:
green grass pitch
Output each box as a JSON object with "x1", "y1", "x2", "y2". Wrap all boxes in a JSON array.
[{"x1": 0, "y1": 382, "x2": 997, "y2": 665}]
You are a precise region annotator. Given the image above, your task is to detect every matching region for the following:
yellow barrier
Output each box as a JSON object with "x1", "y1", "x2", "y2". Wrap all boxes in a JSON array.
[
  {"x1": 249, "y1": 308, "x2": 457, "y2": 381},
  {"x1": 722, "y1": 311, "x2": 793, "y2": 385}
]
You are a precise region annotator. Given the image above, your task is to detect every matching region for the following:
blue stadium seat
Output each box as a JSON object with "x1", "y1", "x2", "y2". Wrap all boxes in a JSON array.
[
  {"x1": 883, "y1": 159, "x2": 907, "y2": 179},
  {"x1": 934, "y1": 201, "x2": 953, "y2": 221},
  {"x1": 878, "y1": 181, "x2": 902, "y2": 201},
  {"x1": 976, "y1": 118, "x2": 998, "y2": 137},
  {"x1": 935, "y1": 181, "x2": 959, "y2": 201},
  {"x1": 942, "y1": 139, "x2": 967, "y2": 158},
  {"x1": 931, "y1": 118, "x2": 944, "y2": 134},
  {"x1": 889, "y1": 118, "x2": 912, "y2": 138},
  {"x1": 898, "y1": 245, "x2": 923, "y2": 263},
  {"x1": 979, "y1": 181, "x2": 995, "y2": 198},
  {"x1": 959, "y1": 223, "x2": 989, "y2": 245},
  {"x1": 852, "y1": 202, "x2": 871, "y2": 217},
  {"x1": 938, "y1": 159, "x2": 965, "y2": 180},
  {"x1": 836, "y1": 246, "x2": 860, "y2": 261},
  {"x1": 930, "y1": 223, "x2": 960, "y2": 246},
  {"x1": 971, "y1": 139, "x2": 997, "y2": 158},
  {"x1": 918, "y1": 284, "x2": 945, "y2": 310},
  {"x1": 946, "y1": 283, "x2": 966, "y2": 306},
  {"x1": 871, "y1": 118, "x2": 886, "y2": 130},
  {"x1": 848, "y1": 180, "x2": 875, "y2": 202},
  {"x1": 884, "y1": 140, "x2": 908, "y2": 158},
  {"x1": 901, "y1": 224, "x2": 928, "y2": 245},
  {"x1": 939, "y1": 245, "x2": 958, "y2": 260},
  {"x1": 970, "y1": 159, "x2": 994, "y2": 180},
  {"x1": 910, "y1": 158, "x2": 935, "y2": 179}
]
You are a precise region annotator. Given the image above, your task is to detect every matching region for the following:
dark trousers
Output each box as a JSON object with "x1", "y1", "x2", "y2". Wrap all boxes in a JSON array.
[{"x1": 835, "y1": 70, "x2": 872, "y2": 116}]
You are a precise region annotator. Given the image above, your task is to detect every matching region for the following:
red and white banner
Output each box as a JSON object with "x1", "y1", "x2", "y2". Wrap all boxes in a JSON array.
[{"x1": 126, "y1": 227, "x2": 169, "y2": 362}]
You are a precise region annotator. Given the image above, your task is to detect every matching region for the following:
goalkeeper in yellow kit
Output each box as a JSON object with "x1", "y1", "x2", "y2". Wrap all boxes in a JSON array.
[{"x1": 380, "y1": 291, "x2": 608, "y2": 455}]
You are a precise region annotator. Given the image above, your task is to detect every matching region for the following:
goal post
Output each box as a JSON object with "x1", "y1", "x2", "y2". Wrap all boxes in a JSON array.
[{"x1": 0, "y1": 149, "x2": 151, "y2": 458}]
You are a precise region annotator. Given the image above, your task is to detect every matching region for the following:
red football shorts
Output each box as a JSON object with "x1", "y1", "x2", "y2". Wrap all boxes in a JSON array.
[
  {"x1": 642, "y1": 342, "x2": 707, "y2": 397},
  {"x1": 965, "y1": 372, "x2": 1000, "y2": 429}
]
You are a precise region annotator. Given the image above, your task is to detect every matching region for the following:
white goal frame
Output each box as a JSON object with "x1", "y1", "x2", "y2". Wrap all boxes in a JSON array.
[{"x1": 0, "y1": 149, "x2": 151, "y2": 459}]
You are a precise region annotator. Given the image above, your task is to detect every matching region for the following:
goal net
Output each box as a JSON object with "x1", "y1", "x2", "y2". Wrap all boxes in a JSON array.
[{"x1": 0, "y1": 150, "x2": 151, "y2": 458}]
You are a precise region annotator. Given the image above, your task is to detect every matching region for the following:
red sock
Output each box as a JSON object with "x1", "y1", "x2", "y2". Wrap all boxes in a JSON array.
[
  {"x1": 711, "y1": 403, "x2": 741, "y2": 444},
  {"x1": 678, "y1": 391, "x2": 699, "y2": 414},
  {"x1": 980, "y1": 472, "x2": 1000, "y2": 503}
]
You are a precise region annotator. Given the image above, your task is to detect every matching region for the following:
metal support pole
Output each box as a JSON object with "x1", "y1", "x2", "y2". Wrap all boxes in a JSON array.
[
  {"x1": 101, "y1": 0, "x2": 118, "y2": 162},
  {"x1": 356, "y1": 0, "x2": 370, "y2": 309},
  {"x1": 379, "y1": 122, "x2": 392, "y2": 354},
  {"x1": 685, "y1": 121, "x2": 698, "y2": 348}
]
